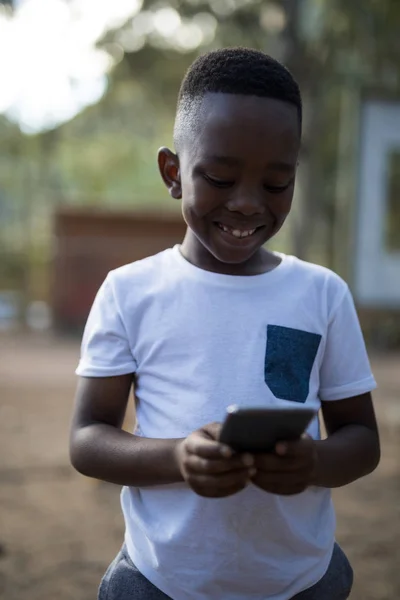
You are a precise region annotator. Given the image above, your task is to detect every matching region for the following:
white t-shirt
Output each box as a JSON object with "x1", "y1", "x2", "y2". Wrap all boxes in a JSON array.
[{"x1": 76, "y1": 245, "x2": 376, "y2": 600}]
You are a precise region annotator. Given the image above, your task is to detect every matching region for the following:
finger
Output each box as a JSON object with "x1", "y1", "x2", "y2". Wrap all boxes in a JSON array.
[
  {"x1": 185, "y1": 454, "x2": 254, "y2": 475},
  {"x1": 195, "y1": 481, "x2": 248, "y2": 498},
  {"x1": 275, "y1": 436, "x2": 313, "y2": 458},
  {"x1": 254, "y1": 467, "x2": 313, "y2": 485},
  {"x1": 263, "y1": 484, "x2": 307, "y2": 496},
  {"x1": 254, "y1": 454, "x2": 312, "y2": 473},
  {"x1": 254, "y1": 454, "x2": 281, "y2": 470},
  {"x1": 275, "y1": 440, "x2": 304, "y2": 456},
  {"x1": 187, "y1": 468, "x2": 253, "y2": 492},
  {"x1": 254, "y1": 454, "x2": 299, "y2": 472},
  {"x1": 202, "y1": 422, "x2": 223, "y2": 441},
  {"x1": 252, "y1": 474, "x2": 309, "y2": 495},
  {"x1": 186, "y1": 435, "x2": 232, "y2": 460},
  {"x1": 275, "y1": 442, "x2": 289, "y2": 456}
]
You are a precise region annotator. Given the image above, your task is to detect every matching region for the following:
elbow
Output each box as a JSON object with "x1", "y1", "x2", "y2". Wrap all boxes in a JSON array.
[
  {"x1": 69, "y1": 429, "x2": 93, "y2": 478},
  {"x1": 366, "y1": 430, "x2": 381, "y2": 475},
  {"x1": 69, "y1": 447, "x2": 84, "y2": 476},
  {"x1": 69, "y1": 441, "x2": 86, "y2": 476},
  {"x1": 372, "y1": 435, "x2": 381, "y2": 472}
]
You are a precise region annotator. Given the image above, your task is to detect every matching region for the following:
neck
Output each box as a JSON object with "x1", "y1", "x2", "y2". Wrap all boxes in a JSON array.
[{"x1": 180, "y1": 230, "x2": 281, "y2": 276}]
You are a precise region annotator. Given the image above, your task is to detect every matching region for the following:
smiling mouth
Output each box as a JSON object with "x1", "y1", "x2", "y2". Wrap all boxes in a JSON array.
[{"x1": 216, "y1": 222, "x2": 262, "y2": 239}]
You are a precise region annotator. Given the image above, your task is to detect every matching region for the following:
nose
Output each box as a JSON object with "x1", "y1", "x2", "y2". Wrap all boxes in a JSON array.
[{"x1": 225, "y1": 190, "x2": 266, "y2": 216}]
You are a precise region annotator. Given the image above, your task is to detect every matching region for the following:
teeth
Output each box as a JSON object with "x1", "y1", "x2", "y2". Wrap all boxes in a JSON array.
[{"x1": 220, "y1": 224, "x2": 256, "y2": 238}]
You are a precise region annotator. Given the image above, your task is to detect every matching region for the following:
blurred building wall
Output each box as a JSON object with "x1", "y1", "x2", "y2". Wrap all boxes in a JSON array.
[
  {"x1": 52, "y1": 208, "x2": 186, "y2": 333},
  {"x1": 354, "y1": 99, "x2": 400, "y2": 306}
]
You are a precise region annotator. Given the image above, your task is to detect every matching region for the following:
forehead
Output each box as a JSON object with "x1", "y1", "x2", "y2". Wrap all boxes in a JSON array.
[{"x1": 187, "y1": 92, "x2": 300, "y2": 165}]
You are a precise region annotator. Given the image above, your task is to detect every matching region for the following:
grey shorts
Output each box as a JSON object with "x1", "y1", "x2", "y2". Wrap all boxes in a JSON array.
[{"x1": 98, "y1": 542, "x2": 353, "y2": 600}]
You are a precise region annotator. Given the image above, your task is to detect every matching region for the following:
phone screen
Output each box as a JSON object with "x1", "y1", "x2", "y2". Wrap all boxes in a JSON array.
[{"x1": 219, "y1": 406, "x2": 316, "y2": 453}]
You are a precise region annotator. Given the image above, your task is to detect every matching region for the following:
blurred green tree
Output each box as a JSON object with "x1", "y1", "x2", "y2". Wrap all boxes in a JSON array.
[
  {"x1": 95, "y1": 0, "x2": 400, "y2": 262},
  {"x1": 1, "y1": 0, "x2": 400, "y2": 300}
]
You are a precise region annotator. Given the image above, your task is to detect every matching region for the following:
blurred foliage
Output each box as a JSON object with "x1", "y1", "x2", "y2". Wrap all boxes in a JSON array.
[{"x1": 1, "y1": 0, "x2": 400, "y2": 299}]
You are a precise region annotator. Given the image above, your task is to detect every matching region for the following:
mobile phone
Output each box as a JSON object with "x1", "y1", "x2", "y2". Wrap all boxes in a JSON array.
[{"x1": 219, "y1": 405, "x2": 317, "y2": 453}]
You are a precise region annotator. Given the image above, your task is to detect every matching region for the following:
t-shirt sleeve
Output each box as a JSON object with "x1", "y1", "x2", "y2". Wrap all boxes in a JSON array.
[
  {"x1": 75, "y1": 274, "x2": 137, "y2": 377},
  {"x1": 319, "y1": 284, "x2": 377, "y2": 401}
]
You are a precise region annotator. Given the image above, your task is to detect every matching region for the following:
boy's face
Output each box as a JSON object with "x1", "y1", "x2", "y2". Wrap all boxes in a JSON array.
[{"x1": 159, "y1": 93, "x2": 300, "y2": 275}]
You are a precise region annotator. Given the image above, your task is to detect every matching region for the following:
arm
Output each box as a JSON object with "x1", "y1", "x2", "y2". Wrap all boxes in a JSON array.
[
  {"x1": 250, "y1": 392, "x2": 380, "y2": 495},
  {"x1": 312, "y1": 282, "x2": 380, "y2": 487},
  {"x1": 252, "y1": 282, "x2": 380, "y2": 494},
  {"x1": 69, "y1": 375, "x2": 184, "y2": 487},
  {"x1": 70, "y1": 274, "x2": 252, "y2": 492},
  {"x1": 313, "y1": 391, "x2": 380, "y2": 488},
  {"x1": 69, "y1": 376, "x2": 254, "y2": 492}
]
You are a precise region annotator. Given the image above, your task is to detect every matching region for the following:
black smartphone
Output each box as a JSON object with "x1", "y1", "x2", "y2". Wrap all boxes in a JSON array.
[{"x1": 219, "y1": 405, "x2": 317, "y2": 453}]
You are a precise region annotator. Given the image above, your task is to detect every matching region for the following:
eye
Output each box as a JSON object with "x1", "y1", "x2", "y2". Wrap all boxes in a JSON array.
[
  {"x1": 264, "y1": 179, "x2": 294, "y2": 194},
  {"x1": 203, "y1": 174, "x2": 234, "y2": 188}
]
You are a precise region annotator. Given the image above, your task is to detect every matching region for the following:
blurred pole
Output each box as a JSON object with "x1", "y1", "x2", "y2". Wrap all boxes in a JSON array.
[
  {"x1": 281, "y1": 0, "x2": 300, "y2": 70},
  {"x1": 20, "y1": 156, "x2": 33, "y2": 328},
  {"x1": 281, "y1": 0, "x2": 313, "y2": 260},
  {"x1": 332, "y1": 77, "x2": 360, "y2": 283}
]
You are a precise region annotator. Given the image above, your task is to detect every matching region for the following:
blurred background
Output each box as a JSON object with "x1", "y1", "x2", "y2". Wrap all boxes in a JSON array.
[{"x1": 0, "y1": 0, "x2": 399, "y2": 598}]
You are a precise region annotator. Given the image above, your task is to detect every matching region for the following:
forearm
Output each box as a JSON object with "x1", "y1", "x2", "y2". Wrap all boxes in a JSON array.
[
  {"x1": 313, "y1": 424, "x2": 380, "y2": 488},
  {"x1": 70, "y1": 423, "x2": 184, "y2": 487}
]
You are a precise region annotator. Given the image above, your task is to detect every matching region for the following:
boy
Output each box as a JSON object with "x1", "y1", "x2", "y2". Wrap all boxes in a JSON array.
[{"x1": 70, "y1": 48, "x2": 380, "y2": 600}]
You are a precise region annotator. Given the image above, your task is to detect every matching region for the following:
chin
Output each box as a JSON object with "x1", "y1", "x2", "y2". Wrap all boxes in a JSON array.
[{"x1": 211, "y1": 245, "x2": 260, "y2": 265}]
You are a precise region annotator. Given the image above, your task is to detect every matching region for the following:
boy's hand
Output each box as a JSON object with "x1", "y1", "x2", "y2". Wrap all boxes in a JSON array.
[
  {"x1": 251, "y1": 435, "x2": 317, "y2": 496},
  {"x1": 176, "y1": 423, "x2": 256, "y2": 498}
]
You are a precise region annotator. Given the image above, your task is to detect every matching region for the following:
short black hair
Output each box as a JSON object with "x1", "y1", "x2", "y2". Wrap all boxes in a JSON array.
[{"x1": 174, "y1": 47, "x2": 302, "y2": 151}]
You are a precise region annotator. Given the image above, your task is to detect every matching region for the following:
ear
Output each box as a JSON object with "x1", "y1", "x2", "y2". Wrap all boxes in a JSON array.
[{"x1": 158, "y1": 147, "x2": 182, "y2": 199}]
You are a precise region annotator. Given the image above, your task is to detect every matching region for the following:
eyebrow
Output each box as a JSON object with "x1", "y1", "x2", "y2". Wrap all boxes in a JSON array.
[
  {"x1": 202, "y1": 155, "x2": 296, "y2": 172},
  {"x1": 202, "y1": 155, "x2": 242, "y2": 166},
  {"x1": 266, "y1": 161, "x2": 296, "y2": 173}
]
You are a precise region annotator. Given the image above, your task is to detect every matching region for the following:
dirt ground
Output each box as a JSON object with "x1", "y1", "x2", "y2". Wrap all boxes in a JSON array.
[{"x1": 0, "y1": 333, "x2": 399, "y2": 600}]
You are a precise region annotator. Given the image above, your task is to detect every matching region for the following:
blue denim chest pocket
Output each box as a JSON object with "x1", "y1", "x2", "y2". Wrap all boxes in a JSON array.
[{"x1": 265, "y1": 325, "x2": 322, "y2": 403}]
